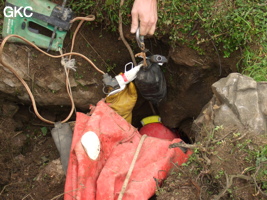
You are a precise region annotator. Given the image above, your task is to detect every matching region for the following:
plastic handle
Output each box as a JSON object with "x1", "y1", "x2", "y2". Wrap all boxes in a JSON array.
[{"x1": 124, "y1": 62, "x2": 134, "y2": 73}]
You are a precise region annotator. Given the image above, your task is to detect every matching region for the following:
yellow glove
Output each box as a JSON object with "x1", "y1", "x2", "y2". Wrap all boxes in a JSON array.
[{"x1": 106, "y1": 82, "x2": 137, "y2": 123}]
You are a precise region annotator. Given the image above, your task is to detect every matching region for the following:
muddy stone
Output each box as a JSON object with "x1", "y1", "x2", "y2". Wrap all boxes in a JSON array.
[
  {"x1": 12, "y1": 133, "x2": 27, "y2": 149},
  {"x1": 36, "y1": 159, "x2": 65, "y2": 185},
  {"x1": 194, "y1": 73, "x2": 267, "y2": 134},
  {"x1": 2, "y1": 101, "x2": 19, "y2": 117}
]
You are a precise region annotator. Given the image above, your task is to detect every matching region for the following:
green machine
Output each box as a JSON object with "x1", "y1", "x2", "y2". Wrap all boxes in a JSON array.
[{"x1": 2, "y1": 0, "x2": 74, "y2": 51}]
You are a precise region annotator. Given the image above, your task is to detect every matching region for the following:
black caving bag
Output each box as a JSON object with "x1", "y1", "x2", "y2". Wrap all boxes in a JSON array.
[{"x1": 135, "y1": 55, "x2": 168, "y2": 104}]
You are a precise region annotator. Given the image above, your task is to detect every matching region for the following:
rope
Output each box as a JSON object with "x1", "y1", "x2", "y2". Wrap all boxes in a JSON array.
[
  {"x1": 70, "y1": 15, "x2": 95, "y2": 23},
  {"x1": 149, "y1": 101, "x2": 156, "y2": 115},
  {"x1": 0, "y1": 35, "x2": 105, "y2": 74},
  {"x1": 119, "y1": 0, "x2": 148, "y2": 68},
  {"x1": 61, "y1": 15, "x2": 96, "y2": 123},
  {"x1": 59, "y1": 48, "x2": 76, "y2": 120},
  {"x1": 119, "y1": 0, "x2": 137, "y2": 66},
  {"x1": 0, "y1": 15, "x2": 105, "y2": 124},
  {"x1": 117, "y1": 134, "x2": 148, "y2": 200},
  {"x1": 135, "y1": 51, "x2": 147, "y2": 67}
]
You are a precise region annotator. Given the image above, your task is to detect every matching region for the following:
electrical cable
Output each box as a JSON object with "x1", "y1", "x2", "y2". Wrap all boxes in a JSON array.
[
  {"x1": 0, "y1": 16, "x2": 104, "y2": 124},
  {"x1": 119, "y1": 0, "x2": 137, "y2": 66}
]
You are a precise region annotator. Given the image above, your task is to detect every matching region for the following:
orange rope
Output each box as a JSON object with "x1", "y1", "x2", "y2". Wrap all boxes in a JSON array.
[{"x1": 0, "y1": 16, "x2": 105, "y2": 124}]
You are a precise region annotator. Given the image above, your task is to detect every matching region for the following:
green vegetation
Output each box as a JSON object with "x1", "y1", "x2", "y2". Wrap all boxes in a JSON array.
[
  {"x1": 68, "y1": 0, "x2": 267, "y2": 81},
  {"x1": 242, "y1": 45, "x2": 267, "y2": 81},
  {"x1": 169, "y1": 126, "x2": 267, "y2": 198},
  {"x1": 0, "y1": 0, "x2": 265, "y2": 80},
  {"x1": 157, "y1": 0, "x2": 267, "y2": 80},
  {"x1": 68, "y1": 0, "x2": 132, "y2": 32},
  {"x1": 255, "y1": 145, "x2": 267, "y2": 193},
  {"x1": 40, "y1": 126, "x2": 48, "y2": 136}
]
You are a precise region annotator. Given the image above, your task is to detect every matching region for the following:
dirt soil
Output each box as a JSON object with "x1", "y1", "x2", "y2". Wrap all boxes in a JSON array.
[
  {"x1": 0, "y1": 104, "x2": 66, "y2": 200},
  {"x1": 156, "y1": 126, "x2": 267, "y2": 200}
]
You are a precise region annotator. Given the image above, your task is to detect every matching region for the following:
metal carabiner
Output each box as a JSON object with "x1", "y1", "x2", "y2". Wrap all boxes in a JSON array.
[{"x1": 136, "y1": 28, "x2": 145, "y2": 51}]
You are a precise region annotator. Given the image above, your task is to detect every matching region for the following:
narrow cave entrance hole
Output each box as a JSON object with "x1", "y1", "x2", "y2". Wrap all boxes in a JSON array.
[{"x1": 132, "y1": 97, "x2": 193, "y2": 144}]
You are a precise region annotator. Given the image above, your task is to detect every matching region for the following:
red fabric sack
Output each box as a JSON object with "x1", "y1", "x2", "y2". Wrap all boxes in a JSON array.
[
  {"x1": 64, "y1": 100, "x2": 191, "y2": 200},
  {"x1": 139, "y1": 122, "x2": 178, "y2": 140}
]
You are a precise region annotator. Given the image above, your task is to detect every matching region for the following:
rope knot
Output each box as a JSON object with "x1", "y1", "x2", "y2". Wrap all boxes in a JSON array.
[
  {"x1": 61, "y1": 57, "x2": 77, "y2": 71},
  {"x1": 135, "y1": 52, "x2": 147, "y2": 67}
]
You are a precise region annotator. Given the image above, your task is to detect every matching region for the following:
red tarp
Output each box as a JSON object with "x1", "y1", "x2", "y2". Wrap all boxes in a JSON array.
[
  {"x1": 64, "y1": 100, "x2": 192, "y2": 200},
  {"x1": 139, "y1": 122, "x2": 178, "y2": 140}
]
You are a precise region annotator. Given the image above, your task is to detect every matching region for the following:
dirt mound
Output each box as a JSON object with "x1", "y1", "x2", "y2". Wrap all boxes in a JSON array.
[{"x1": 156, "y1": 126, "x2": 267, "y2": 200}]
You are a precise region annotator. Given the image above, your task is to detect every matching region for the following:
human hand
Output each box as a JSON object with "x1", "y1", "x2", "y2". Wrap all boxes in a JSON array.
[{"x1": 130, "y1": 0, "x2": 158, "y2": 36}]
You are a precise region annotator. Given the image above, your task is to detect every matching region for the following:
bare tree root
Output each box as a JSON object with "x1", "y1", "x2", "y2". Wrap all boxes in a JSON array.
[
  {"x1": 22, "y1": 193, "x2": 35, "y2": 200},
  {"x1": 231, "y1": 131, "x2": 248, "y2": 143},
  {"x1": 169, "y1": 142, "x2": 205, "y2": 151},
  {"x1": 212, "y1": 172, "x2": 252, "y2": 200},
  {"x1": 0, "y1": 182, "x2": 26, "y2": 196},
  {"x1": 212, "y1": 131, "x2": 235, "y2": 144},
  {"x1": 170, "y1": 127, "x2": 265, "y2": 200},
  {"x1": 119, "y1": 0, "x2": 137, "y2": 66},
  {"x1": 252, "y1": 162, "x2": 267, "y2": 198}
]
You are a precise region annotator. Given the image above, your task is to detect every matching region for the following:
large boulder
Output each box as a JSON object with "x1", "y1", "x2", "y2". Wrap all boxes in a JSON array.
[
  {"x1": 0, "y1": 43, "x2": 105, "y2": 109},
  {"x1": 193, "y1": 73, "x2": 267, "y2": 134}
]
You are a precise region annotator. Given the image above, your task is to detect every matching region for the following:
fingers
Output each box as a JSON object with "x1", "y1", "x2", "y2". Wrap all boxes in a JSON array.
[
  {"x1": 147, "y1": 23, "x2": 156, "y2": 35},
  {"x1": 138, "y1": 9, "x2": 157, "y2": 36},
  {"x1": 139, "y1": 20, "x2": 149, "y2": 36},
  {"x1": 147, "y1": 2, "x2": 157, "y2": 35},
  {"x1": 130, "y1": 9, "x2": 139, "y2": 34},
  {"x1": 139, "y1": 17, "x2": 157, "y2": 35},
  {"x1": 130, "y1": 0, "x2": 158, "y2": 35}
]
